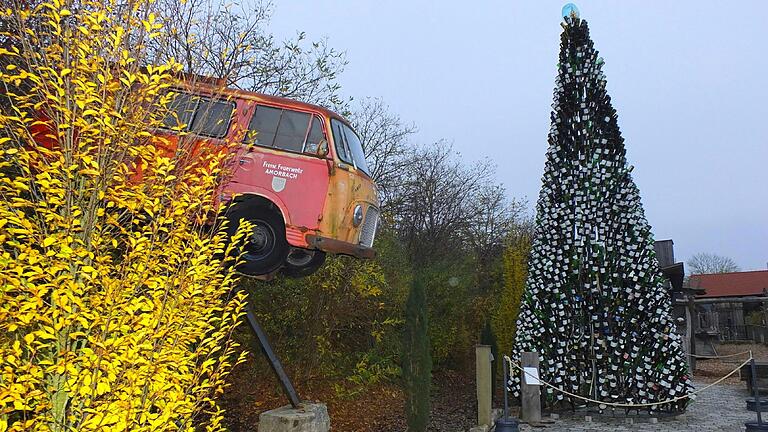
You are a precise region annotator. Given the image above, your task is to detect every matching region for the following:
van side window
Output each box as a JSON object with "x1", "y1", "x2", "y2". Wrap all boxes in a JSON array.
[
  {"x1": 245, "y1": 106, "x2": 319, "y2": 154},
  {"x1": 161, "y1": 91, "x2": 233, "y2": 138},
  {"x1": 245, "y1": 105, "x2": 281, "y2": 147},
  {"x1": 191, "y1": 98, "x2": 234, "y2": 138},
  {"x1": 162, "y1": 92, "x2": 196, "y2": 130},
  {"x1": 273, "y1": 110, "x2": 310, "y2": 152},
  {"x1": 304, "y1": 117, "x2": 325, "y2": 154}
]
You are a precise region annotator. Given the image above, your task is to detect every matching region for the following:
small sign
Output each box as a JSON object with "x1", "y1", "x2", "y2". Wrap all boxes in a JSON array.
[{"x1": 523, "y1": 367, "x2": 541, "y2": 386}]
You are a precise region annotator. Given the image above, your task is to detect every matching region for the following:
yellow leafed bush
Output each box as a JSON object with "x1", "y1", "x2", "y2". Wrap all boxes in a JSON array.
[
  {"x1": 491, "y1": 230, "x2": 532, "y2": 360},
  {"x1": 0, "y1": 1, "x2": 248, "y2": 431}
]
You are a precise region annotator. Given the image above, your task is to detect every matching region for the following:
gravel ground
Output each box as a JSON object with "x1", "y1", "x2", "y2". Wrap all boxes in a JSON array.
[
  {"x1": 516, "y1": 383, "x2": 757, "y2": 431},
  {"x1": 511, "y1": 344, "x2": 763, "y2": 432}
]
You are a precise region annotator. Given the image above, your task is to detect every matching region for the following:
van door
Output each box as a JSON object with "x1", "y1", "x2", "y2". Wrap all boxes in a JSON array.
[{"x1": 226, "y1": 104, "x2": 331, "y2": 247}]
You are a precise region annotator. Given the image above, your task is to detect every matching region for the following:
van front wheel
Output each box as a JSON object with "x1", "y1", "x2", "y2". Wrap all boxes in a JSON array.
[{"x1": 225, "y1": 205, "x2": 288, "y2": 276}]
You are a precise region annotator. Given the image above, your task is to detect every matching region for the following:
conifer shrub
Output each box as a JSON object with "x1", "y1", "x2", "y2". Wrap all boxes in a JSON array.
[{"x1": 402, "y1": 280, "x2": 431, "y2": 432}]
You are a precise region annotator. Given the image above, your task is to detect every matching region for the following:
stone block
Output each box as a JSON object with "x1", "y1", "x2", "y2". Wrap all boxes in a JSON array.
[{"x1": 258, "y1": 403, "x2": 330, "y2": 432}]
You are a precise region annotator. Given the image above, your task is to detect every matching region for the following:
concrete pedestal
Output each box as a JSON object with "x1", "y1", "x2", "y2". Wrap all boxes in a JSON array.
[{"x1": 258, "y1": 403, "x2": 330, "y2": 432}]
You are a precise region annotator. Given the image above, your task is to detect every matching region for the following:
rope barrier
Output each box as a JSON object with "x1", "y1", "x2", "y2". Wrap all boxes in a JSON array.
[
  {"x1": 505, "y1": 351, "x2": 752, "y2": 409},
  {"x1": 690, "y1": 350, "x2": 752, "y2": 360}
]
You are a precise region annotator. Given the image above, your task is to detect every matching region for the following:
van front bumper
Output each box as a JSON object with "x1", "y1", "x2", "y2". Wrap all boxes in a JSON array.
[{"x1": 305, "y1": 234, "x2": 376, "y2": 259}]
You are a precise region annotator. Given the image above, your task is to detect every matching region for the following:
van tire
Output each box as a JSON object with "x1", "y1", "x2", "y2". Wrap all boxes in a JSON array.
[
  {"x1": 281, "y1": 249, "x2": 327, "y2": 278},
  {"x1": 224, "y1": 203, "x2": 288, "y2": 276}
]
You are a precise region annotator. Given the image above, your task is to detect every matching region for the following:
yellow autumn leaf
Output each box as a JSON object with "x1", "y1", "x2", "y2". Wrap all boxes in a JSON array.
[
  {"x1": 96, "y1": 380, "x2": 110, "y2": 395},
  {"x1": 23, "y1": 333, "x2": 35, "y2": 345}
]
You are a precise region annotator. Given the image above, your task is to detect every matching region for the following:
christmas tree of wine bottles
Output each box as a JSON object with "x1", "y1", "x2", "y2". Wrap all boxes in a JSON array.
[{"x1": 510, "y1": 10, "x2": 693, "y2": 412}]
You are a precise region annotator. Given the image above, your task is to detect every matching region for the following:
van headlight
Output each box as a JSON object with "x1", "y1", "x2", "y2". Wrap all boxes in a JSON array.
[{"x1": 353, "y1": 204, "x2": 364, "y2": 227}]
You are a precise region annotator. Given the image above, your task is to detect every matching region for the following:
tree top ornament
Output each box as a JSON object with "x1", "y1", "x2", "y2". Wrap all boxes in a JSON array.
[{"x1": 562, "y1": 3, "x2": 580, "y2": 19}]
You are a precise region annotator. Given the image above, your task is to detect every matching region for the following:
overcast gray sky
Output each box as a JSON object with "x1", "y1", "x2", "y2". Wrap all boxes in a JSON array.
[{"x1": 268, "y1": 0, "x2": 767, "y2": 271}]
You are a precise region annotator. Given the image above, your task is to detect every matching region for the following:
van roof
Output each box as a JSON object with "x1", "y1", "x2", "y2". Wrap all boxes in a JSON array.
[{"x1": 174, "y1": 78, "x2": 351, "y2": 125}]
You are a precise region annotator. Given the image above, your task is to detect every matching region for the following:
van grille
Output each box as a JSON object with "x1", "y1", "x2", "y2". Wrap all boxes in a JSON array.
[{"x1": 359, "y1": 206, "x2": 379, "y2": 248}]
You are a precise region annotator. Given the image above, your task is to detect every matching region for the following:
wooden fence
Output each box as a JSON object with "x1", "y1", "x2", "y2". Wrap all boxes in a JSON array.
[
  {"x1": 745, "y1": 325, "x2": 768, "y2": 344},
  {"x1": 719, "y1": 325, "x2": 768, "y2": 344}
]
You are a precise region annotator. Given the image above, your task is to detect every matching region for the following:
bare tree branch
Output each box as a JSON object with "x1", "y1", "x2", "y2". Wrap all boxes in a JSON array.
[
  {"x1": 688, "y1": 252, "x2": 740, "y2": 274},
  {"x1": 151, "y1": 0, "x2": 347, "y2": 109},
  {"x1": 347, "y1": 97, "x2": 417, "y2": 211}
]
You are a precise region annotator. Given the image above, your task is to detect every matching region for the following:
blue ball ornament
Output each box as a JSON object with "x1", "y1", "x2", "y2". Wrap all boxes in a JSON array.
[{"x1": 562, "y1": 3, "x2": 580, "y2": 19}]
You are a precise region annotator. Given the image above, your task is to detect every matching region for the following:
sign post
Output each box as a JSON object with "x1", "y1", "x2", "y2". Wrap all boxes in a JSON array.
[
  {"x1": 746, "y1": 357, "x2": 768, "y2": 431},
  {"x1": 475, "y1": 345, "x2": 493, "y2": 427},
  {"x1": 521, "y1": 352, "x2": 542, "y2": 424},
  {"x1": 494, "y1": 356, "x2": 519, "y2": 432}
]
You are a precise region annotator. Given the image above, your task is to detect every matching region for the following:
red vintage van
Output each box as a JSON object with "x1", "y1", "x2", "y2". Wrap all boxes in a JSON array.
[{"x1": 159, "y1": 80, "x2": 380, "y2": 277}]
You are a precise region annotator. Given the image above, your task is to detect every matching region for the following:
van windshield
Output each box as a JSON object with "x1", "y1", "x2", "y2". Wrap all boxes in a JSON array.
[{"x1": 331, "y1": 119, "x2": 370, "y2": 176}]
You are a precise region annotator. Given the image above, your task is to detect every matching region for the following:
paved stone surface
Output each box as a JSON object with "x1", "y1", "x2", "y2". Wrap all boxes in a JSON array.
[{"x1": 518, "y1": 382, "x2": 757, "y2": 431}]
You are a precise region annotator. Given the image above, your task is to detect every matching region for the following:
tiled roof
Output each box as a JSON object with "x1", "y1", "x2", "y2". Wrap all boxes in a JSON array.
[{"x1": 691, "y1": 270, "x2": 768, "y2": 298}]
